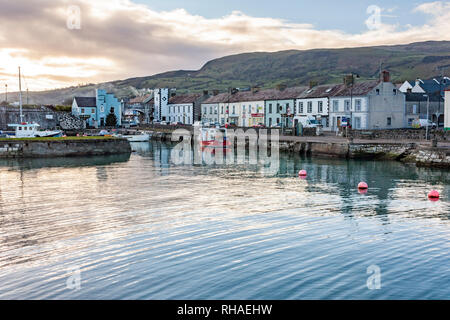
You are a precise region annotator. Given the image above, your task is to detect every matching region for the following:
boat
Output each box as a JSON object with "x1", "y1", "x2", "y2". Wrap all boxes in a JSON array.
[
  {"x1": 200, "y1": 127, "x2": 231, "y2": 148},
  {"x1": 6, "y1": 67, "x2": 63, "y2": 139},
  {"x1": 114, "y1": 131, "x2": 150, "y2": 142},
  {"x1": 7, "y1": 123, "x2": 62, "y2": 138}
]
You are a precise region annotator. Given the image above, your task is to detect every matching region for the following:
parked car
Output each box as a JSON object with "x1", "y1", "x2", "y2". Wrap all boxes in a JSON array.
[
  {"x1": 160, "y1": 121, "x2": 168, "y2": 125},
  {"x1": 252, "y1": 123, "x2": 265, "y2": 128},
  {"x1": 295, "y1": 116, "x2": 319, "y2": 128},
  {"x1": 412, "y1": 119, "x2": 437, "y2": 129}
]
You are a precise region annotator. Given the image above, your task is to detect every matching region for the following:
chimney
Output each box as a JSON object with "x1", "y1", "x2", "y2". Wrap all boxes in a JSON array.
[
  {"x1": 251, "y1": 86, "x2": 260, "y2": 93},
  {"x1": 276, "y1": 84, "x2": 287, "y2": 91},
  {"x1": 381, "y1": 70, "x2": 390, "y2": 82},
  {"x1": 309, "y1": 81, "x2": 318, "y2": 89},
  {"x1": 212, "y1": 89, "x2": 219, "y2": 96},
  {"x1": 343, "y1": 75, "x2": 354, "y2": 86},
  {"x1": 415, "y1": 78, "x2": 421, "y2": 86},
  {"x1": 229, "y1": 87, "x2": 238, "y2": 95},
  {"x1": 203, "y1": 90, "x2": 208, "y2": 96},
  {"x1": 171, "y1": 92, "x2": 176, "y2": 97}
]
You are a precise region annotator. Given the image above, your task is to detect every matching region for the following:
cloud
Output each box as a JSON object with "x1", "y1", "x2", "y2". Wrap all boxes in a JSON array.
[{"x1": 0, "y1": 0, "x2": 450, "y2": 91}]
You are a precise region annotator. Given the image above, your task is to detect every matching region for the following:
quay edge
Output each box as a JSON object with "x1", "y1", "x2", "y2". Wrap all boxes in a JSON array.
[{"x1": 0, "y1": 137, "x2": 131, "y2": 158}]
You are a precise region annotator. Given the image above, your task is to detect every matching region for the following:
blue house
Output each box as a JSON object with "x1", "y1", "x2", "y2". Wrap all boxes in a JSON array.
[{"x1": 72, "y1": 89, "x2": 122, "y2": 127}]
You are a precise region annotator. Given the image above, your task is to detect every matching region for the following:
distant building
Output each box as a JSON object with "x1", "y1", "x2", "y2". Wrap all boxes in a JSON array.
[
  {"x1": 398, "y1": 77, "x2": 450, "y2": 95},
  {"x1": 167, "y1": 92, "x2": 209, "y2": 125},
  {"x1": 445, "y1": 90, "x2": 450, "y2": 131},
  {"x1": 295, "y1": 84, "x2": 342, "y2": 130},
  {"x1": 153, "y1": 88, "x2": 170, "y2": 121},
  {"x1": 328, "y1": 71, "x2": 405, "y2": 130},
  {"x1": 405, "y1": 92, "x2": 444, "y2": 127},
  {"x1": 127, "y1": 93, "x2": 154, "y2": 124},
  {"x1": 72, "y1": 89, "x2": 122, "y2": 127},
  {"x1": 265, "y1": 86, "x2": 307, "y2": 128}
]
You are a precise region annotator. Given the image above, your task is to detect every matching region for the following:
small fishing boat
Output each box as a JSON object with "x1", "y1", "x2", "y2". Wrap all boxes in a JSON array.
[
  {"x1": 6, "y1": 67, "x2": 63, "y2": 139},
  {"x1": 114, "y1": 131, "x2": 150, "y2": 142},
  {"x1": 7, "y1": 123, "x2": 62, "y2": 138}
]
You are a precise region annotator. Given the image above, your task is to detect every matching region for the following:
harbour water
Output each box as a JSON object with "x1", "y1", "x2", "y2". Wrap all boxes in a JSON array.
[{"x1": 0, "y1": 142, "x2": 449, "y2": 299}]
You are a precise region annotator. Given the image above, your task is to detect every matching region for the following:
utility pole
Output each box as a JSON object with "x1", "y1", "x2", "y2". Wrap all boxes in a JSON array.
[{"x1": 424, "y1": 94, "x2": 430, "y2": 141}]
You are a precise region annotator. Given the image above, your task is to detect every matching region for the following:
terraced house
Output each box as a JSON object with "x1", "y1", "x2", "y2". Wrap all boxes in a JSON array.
[
  {"x1": 167, "y1": 92, "x2": 209, "y2": 125},
  {"x1": 72, "y1": 89, "x2": 122, "y2": 127},
  {"x1": 265, "y1": 86, "x2": 307, "y2": 128}
]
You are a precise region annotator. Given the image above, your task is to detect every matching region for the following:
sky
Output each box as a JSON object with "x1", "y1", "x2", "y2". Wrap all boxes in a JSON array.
[{"x1": 0, "y1": 0, "x2": 449, "y2": 92}]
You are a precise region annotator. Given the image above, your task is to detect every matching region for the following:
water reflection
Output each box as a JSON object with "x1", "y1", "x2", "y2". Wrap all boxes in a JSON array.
[{"x1": 0, "y1": 142, "x2": 449, "y2": 299}]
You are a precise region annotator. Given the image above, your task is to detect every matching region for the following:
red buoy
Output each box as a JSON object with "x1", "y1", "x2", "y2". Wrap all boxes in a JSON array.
[
  {"x1": 428, "y1": 190, "x2": 440, "y2": 200},
  {"x1": 358, "y1": 182, "x2": 368, "y2": 190},
  {"x1": 298, "y1": 170, "x2": 307, "y2": 177}
]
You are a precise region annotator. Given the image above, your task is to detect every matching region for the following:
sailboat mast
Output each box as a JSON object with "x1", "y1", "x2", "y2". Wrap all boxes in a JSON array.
[{"x1": 18, "y1": 67, "x2": 24, "y2": 123}]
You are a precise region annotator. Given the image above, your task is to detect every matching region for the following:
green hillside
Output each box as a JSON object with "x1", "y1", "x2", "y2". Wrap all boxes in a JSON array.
[{"x1": 4, "y1": 41, "x2": 450, "y2": 104}]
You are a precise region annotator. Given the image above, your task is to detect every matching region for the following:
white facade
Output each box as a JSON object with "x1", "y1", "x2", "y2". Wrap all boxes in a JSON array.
[
  {"x1": 201, "y1": 103, "x2": 219, "y2": 124},
  {"x1": 295, "y1": 97, "x2": 330, "y2": 129},
  {"x1": 398, "y1": 81, "x2": 413, "y2": 93},
  {"x1": 445, "y1": 90, "x2": 450, "y2": 130},
  {"x1": 265, "y1": 99, "x2": 295, "y2": 127},
  {"x1": 154, "y1": 88, "x2": 170, "y2": 121},
  {"x1": 168, "y1": 103, "x2": 194, "y2": 124},
  {"x1": 329, "y1": 96, "x2": 369, "y2": 130}
]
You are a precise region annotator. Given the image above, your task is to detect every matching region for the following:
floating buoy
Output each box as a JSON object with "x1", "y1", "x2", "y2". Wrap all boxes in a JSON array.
[
  {"x1": 358, "y1": 188, "x2": 368, "y2": 195},
  {"x1": 298, "y1": 170, "x2": 307, "y2": 177},
  {"x1": 358, "y1": 182, "x2": 368, "y2": 190},
  {"x1": 428, "y1": 190, "x2": 440, "y2": 200}
]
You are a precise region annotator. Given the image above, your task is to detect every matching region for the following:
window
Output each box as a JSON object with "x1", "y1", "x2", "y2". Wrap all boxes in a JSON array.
[
  {"x1": 412, "y1": 104, "x2": 418, "y2": 114},
  {"x1": 293, "y1": 105, "x2": 297, "y2": 114},
  {"x1": 286, "y1": 103, "x2": 290, "y2": 112},
  {"x1": 355, "y1": 99, "x2": 362, "y2": 112},
  {"x1": 344, "y1": 100, "x2": 351, "y2": 112},
  {"x1": 269, "y1": 103, "x2": 272, "y2": 113},
  {"x1": 354, "y1": 117, "x2": 361, "y2": 129},
  {"x1": 376, "y1": 89, "x2": 380, "y2": 95},
  {"x1": 277, "y1": 103, "x2": 280, "y2": 113},
  {"x1": 393, "y1": 89, "x2": 397, "y2": 95},
  {"x1": 307, "y1": 101, "x2": 312, "y2": 113},
  {"x1": 232, "y1": 105, "x2": 235, "y2": 114},
  {"x1": 243, "y1": 105, "x2": 246, "y2": 113},
  {"x1": 408, "y1": 118, "x2": 414, "y2": 126},
  {"x1": 333, "y1": 100, "x2": 339, "y2": 112},
  {"x1": 81, "y1": 108, "x2": 84, "y2": 114},
  {"x1": 214, "y1": 106, "x2": 217, "y2": 114},
  {"x1": 209, "y1": 106, "x2": 212, "y2": 114},
  {"x1": 110, "y1": 107, "x2": 114, "y2": 113},
  {"x1": 387, "y1": 117, "x2": 392, "y2": 126},
  {"x1": 318, "y1": 101, "x2": 323, "y2": 113},
  {"x1": 299, "y1": 102, "x2": 304, "y2": 114},
  {"x1": 92, "y1": 109, "x2": 95, "y2": 113},
  {"x1": 221, "y1": 106, "x2": 224, "y2": 114}
]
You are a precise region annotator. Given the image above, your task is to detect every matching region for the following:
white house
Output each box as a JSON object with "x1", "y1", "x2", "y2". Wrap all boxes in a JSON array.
[
  {"x1": 265, "y1": 86, "x2": 307, "y2": 128},
  {"x1": 294, "y1": 84, "x2": 342, "y2": 130},
  {"x1": 167, "y1": 93, "x2": 208, "y2": 125},
  {"x1": 329, "y1": 72, "x2": 405, "y2": 130},
  {"x1": 445, "y1": 90, "x2": 450, "y2": 131}
]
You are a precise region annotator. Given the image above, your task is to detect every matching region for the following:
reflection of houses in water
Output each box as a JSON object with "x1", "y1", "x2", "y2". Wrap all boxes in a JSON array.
[{"x1": 152, "y1": 142, "x2": 172, "y2": 175}]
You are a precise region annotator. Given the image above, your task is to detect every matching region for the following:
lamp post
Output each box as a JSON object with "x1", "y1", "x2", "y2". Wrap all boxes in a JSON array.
[
  {"x1": 424, "y1": 94, "x2": 430, "y2": 141},
  {"x1": 348, "y1": 73, "x2": 359, "y2": 128}
]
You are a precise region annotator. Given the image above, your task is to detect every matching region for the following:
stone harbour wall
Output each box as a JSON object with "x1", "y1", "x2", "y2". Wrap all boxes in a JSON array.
[{"x1": 0, "y1": 138, "x2": 131, "y2": 158}]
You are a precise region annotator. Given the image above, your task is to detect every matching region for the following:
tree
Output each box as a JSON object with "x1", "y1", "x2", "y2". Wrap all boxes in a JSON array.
[{"x1": 106, "y1": 112, "x2": 117, "y2": 127}]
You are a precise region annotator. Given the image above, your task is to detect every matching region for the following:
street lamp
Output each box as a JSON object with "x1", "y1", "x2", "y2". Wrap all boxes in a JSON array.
[{"x1": 423, "y1": 94, "x2": 430, "y2": 141}]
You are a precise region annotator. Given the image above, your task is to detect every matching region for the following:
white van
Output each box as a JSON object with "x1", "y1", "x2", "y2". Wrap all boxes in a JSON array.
[
  {"x1": 294, "y1": 116, "x2": 319, "y2": 128},
  {"x1": 412, "y1": 119, "x2": 437, "y2": 129}
]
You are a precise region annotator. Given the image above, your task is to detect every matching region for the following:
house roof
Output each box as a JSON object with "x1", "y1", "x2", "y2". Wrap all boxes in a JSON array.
[
  {"x1": 129, "y1": 94, "x2": 152, "y2": 104},
  {"x1": 297, "y1": 84, "x2": 344, "y2": 99},
  {"x1": 168, "y1": 93, "x2": 203, "y2": 104},
  {"x1": 405, "y1": 92, "x2": 443, "y2": 102},
  {"x1": 74, "y1": 97, "x2": 96, "y2": 108},
  {"x1": 332, "y1": 81, "x2": 380, "y2": 97}
]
